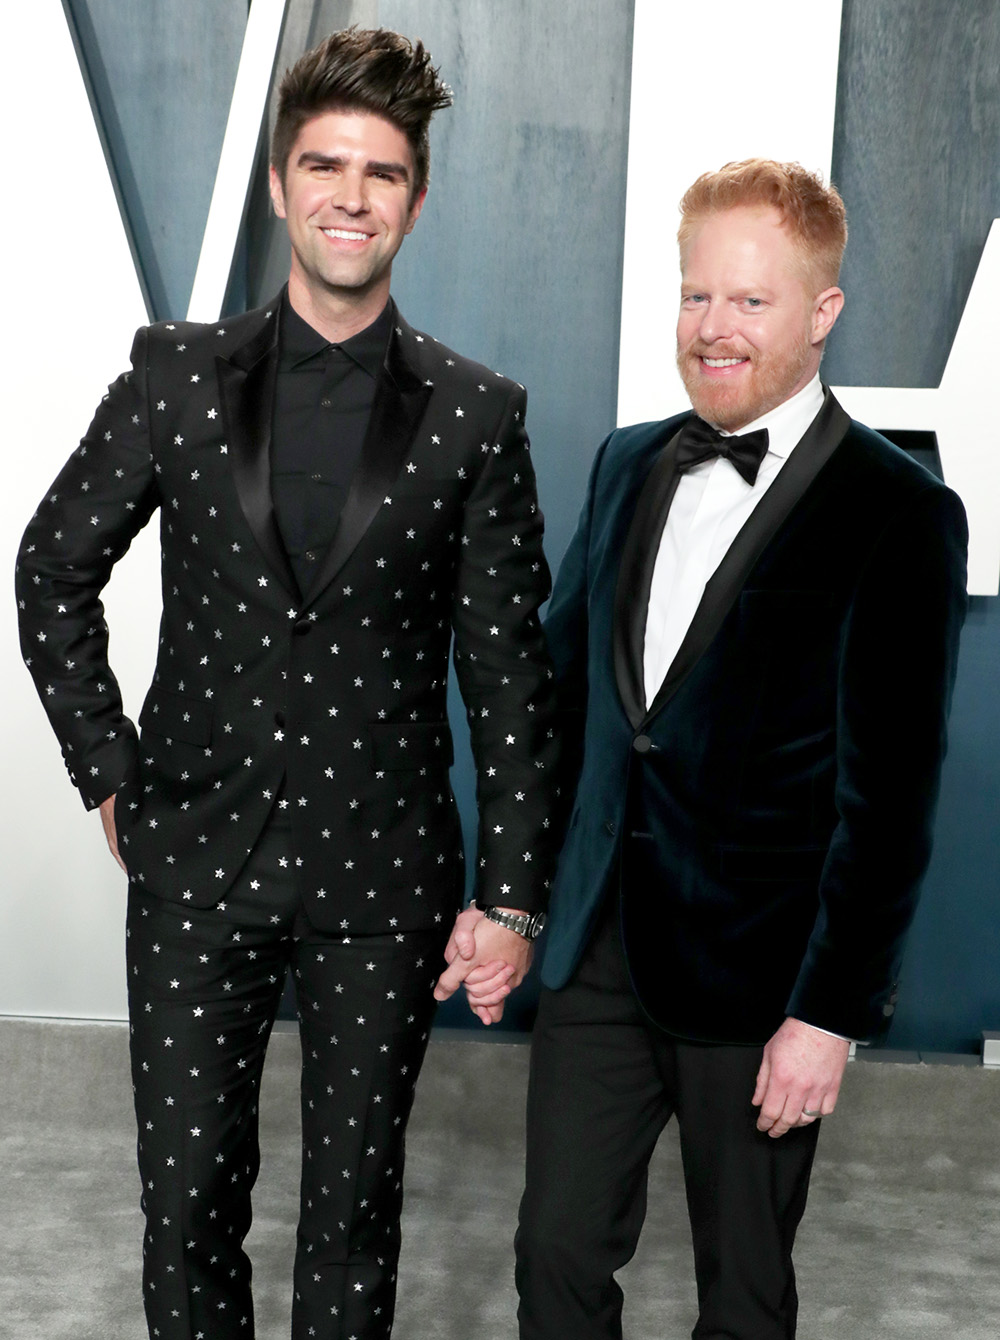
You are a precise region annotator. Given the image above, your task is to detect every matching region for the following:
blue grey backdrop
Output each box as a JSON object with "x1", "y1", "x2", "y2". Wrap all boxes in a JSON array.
[
  {"x1": 826, "y1": 0, "x2": 1000, "y2": 1052},
  {"x1": 65, "y1": 0, "x2": 998, "y2": 1051}
]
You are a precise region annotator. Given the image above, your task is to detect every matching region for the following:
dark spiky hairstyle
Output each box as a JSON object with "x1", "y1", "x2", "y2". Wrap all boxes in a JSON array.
[{"x1": 270, "y1": 27, "x2": 452, "y2": 199}]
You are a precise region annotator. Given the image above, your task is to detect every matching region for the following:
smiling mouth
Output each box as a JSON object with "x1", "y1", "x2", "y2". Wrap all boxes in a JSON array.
[
  {"x1": 702, "y1": 356, "x2": 748, "y2": 368},
  {"x1": 322, "y1": 228, "x2": 371, "y2": 242}
]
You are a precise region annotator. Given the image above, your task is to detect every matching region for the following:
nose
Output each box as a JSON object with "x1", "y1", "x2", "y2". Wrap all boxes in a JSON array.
[
  {"x1": 697, "y1": 298, "x2": 733, "y2": 345},
  {"x1": 330, "y1": 167, "x2": 368, "y2": 216}
]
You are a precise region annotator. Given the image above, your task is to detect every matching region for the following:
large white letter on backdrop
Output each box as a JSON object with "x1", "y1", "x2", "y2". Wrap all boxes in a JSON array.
[{"x1": 0, "y1": 1, "x2": 286, "y2": 1021}]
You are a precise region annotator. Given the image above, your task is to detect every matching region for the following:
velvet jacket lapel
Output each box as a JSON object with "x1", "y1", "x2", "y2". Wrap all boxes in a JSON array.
[
  {"x1": 612, "y1": 432, "x2": 684, "y2": 729},
  {"x1": 614, "y1": 387, "x2": 851, "y2": 729},
  {"x1": 215, "y1": 296, "x2": 432, "y2": 608}
]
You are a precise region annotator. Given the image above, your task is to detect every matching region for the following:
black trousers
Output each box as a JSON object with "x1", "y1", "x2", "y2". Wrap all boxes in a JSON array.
[
  {"x1": 515, "y1": 898, "x2": 820, "y2": 1340},
  {"x1": 125, "y1": 812, "x2": 447, "y2": 1340}
]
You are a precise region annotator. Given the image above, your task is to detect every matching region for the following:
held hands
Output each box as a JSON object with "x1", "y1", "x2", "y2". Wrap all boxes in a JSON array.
[
  {"x1": 98, "y1": 794, "x2": 127, "y2": 873},
  {"x1": 433, "y1": 903, "x2": 534, "y2": 1026},
  {"x1": 752, "y1": 1016, "x2": 850, "y2": 1138}
]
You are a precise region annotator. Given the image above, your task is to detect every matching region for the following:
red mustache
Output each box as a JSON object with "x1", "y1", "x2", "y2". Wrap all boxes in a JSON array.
[{"x1": 684, "y1": 343, "x2": 752, "y2": 361}]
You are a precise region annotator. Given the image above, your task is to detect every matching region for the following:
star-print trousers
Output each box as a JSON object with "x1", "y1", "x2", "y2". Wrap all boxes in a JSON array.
[{"x1": 125, "y1": 812, "x2": 449, "y2": 1340}]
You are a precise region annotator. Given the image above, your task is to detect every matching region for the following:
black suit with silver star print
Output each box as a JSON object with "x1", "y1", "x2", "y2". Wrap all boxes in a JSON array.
[
  {"x1": 17, "y1": 294, "x2": 559, "y2": 927},
  {"x1": 16, "y1": 293, "x2": 561, "y2": 1340}
]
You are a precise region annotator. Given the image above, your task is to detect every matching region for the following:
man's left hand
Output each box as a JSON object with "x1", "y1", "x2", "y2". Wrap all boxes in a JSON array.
[
  {"x1": 434, "y1": 904, "x2": 534, "y2": 1026},
  {"x1": 752, "y1": 1017, "x2": 850, "y2": 1138}
]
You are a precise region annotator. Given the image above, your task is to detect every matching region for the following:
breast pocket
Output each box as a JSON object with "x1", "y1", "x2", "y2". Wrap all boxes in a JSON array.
[
  {"x1": 390, "y1": 482, "x2": 464, "y2": 526},
  {"x1": 739, "y1": 588, "x2": 843, "y2": 713},
  {"x1": 739, "y1": 588, "x2": 841, "y2": 631}
]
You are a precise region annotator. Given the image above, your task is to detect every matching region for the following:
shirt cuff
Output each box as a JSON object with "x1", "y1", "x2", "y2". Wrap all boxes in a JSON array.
[{"x1": 795, "y1": 1018, "x2": 856, "y2": 1044}]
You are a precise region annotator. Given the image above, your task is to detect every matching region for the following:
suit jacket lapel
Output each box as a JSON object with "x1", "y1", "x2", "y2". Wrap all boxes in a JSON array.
[
  {"x1": 643, "y1": 387, "x2": 851, "y2": 721},
  {"x1": 215, "y1": 299, "x2": 298, "y2": 597},
  {"x1": 302, "y1": 305, "x2": 432, "y2": 606},
  {"x1": 612, "y1": 429, "x2": 685, "y2": 729}
]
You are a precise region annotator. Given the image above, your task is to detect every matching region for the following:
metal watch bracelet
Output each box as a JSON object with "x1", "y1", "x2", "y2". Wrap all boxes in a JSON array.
[{"x1": 477, "y1": 904, "x2": 547, "y2": 941}]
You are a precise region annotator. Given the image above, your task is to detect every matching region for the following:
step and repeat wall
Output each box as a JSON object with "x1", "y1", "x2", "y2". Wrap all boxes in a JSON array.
[{"x1": 2, "y1": 0, "x2": 997, "y2": 1052}]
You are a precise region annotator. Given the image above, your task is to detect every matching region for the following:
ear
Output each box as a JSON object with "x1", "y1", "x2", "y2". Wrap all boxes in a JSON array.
[
  {"x1": 269, "y1": 164, "x2": 287, "y2": 220},
  {"x1": 405, "y1": 186, "x2": 428, "y2": 235},
  {"x1": 811, "y1": 286, "x2": 844, "y2": 344}
]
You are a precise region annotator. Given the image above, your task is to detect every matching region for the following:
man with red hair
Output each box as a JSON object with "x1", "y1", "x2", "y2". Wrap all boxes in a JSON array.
[{"x1": 513, "y1": 160, "x2": 967, "y2": 1339}]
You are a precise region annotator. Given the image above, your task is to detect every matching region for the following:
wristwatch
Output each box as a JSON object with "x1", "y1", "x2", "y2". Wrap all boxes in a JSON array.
[{"x1": 479, "y1": 905, "x2": 548, "y2": 941}]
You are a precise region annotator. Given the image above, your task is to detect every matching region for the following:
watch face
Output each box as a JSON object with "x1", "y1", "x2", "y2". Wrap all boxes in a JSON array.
[{"x1": 529, "y1": 912, "x2": 547, "y2": 938}]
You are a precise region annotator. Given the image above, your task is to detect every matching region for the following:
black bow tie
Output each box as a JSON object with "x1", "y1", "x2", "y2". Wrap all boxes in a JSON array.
[{"x1": 675, "y1": 415, "x2": 770, "y2": 486}]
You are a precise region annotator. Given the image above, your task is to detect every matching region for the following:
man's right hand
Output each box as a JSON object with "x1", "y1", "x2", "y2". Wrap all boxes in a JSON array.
[{"x1": 98, "y1": 794, "x2": 127, "y2": 873}]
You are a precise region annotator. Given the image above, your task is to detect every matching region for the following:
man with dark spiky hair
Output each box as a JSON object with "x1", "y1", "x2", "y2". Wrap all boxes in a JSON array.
[
  {"x1": 16, "y1": 27, "x2": 559, "y2": 1340},
  {"x1": 270, "y1": 26, "x2": 450, "y2": 205}
]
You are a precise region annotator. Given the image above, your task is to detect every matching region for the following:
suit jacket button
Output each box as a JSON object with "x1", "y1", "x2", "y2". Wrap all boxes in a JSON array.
[
  {"x1": 293, "y1": 618, "x2": 312, "y2": 635},
  {"x1": 604, "y1": 820, "x2": 616, "y2": 836},
  {"x1": 274, "y1": 711, "x2": 285, "y2": 727},
  {"x1": 633, "y1": 734, "x2": 653, "y2": 754}
]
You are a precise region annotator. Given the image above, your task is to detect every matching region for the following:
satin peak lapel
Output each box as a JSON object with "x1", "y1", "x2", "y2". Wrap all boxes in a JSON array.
[
  {"x1": 645, "y1": 387, "x2": 851, "y2": 721},
  {"x1": 303, "y1": 313, "x2": 432, "y2": 605},
  {"x1": 215, "y1": 302, "x2": 298, "y2": 597},
  {"x1": 612, "y1": 427, "x2": 686, "y2": 729}
]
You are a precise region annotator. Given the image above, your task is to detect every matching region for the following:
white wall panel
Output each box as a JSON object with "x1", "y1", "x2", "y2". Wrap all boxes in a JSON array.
[
  {"x1": 618, "y1": 0, "x2": 843, "y2": 428},
  {"x1": 1, "y1": 2, "x2": 157, "y2": 1018}
]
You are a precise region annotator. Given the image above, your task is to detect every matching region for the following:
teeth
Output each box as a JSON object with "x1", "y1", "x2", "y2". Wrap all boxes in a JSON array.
[
  {"x1": 703, "y1": 357, "x2": 745, "y2": 367},
  {"x1": 323, "y1": 228, "x2": 369, "y2": 241}
]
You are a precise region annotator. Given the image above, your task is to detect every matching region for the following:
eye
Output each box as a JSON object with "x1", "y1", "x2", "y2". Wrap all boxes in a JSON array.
[
  {"x1": 744, "y1": 297, "x2": 763, "y2": 309},
  {"x1": 682, "y1": 293, "x2": 707, "y2": 306}
]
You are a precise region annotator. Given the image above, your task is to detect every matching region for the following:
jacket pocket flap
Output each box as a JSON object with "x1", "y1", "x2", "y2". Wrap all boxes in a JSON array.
[
  {"x1": 139, "y1": 687, "x2": 213, "y2": 746},
  {"x1": 370, "y1": 721, "x2": 454, "y2": 770}
]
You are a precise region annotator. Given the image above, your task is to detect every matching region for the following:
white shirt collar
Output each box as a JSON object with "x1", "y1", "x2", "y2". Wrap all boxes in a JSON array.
[{"x1": 717, "y1": 374, "x2": 824, "y2": 460}]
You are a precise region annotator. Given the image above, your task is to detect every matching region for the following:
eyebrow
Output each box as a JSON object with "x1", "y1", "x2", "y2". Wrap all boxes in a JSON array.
[{"x1": 296, "y1": 151, "x2": 410, "y2": 179}]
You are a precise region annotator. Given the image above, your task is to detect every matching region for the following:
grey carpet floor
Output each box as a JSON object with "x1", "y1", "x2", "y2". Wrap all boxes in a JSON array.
[{"x1": 1, "y1": 1018, "x2": 998, "y2": 1339}]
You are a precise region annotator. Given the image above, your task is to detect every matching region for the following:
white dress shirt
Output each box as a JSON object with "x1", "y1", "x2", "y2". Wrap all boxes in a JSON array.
[{"x1": 643, "y1": 375, "x2": 824, "y2": 708}]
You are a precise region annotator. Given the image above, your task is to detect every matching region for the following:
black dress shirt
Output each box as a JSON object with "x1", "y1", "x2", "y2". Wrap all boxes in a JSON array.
[{"x1": 271, "y1": 296, "x2": 392, "y2": 596}]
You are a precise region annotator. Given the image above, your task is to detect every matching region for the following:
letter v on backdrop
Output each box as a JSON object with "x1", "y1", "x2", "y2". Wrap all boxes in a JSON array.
[
  {"x1": 0, "y1": 0, "x2": 286, "y2": 1021},
  {"x1": 620, "y1": 0, "x2": 999, "y2": 595}
]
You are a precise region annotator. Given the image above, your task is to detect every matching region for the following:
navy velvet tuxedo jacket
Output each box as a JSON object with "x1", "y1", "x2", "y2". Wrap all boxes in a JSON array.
[
  {"x1": 16, "y1": 295, "x2": 560, "y2": 934},
  {"x1": 541, "y1": 389, "x2": 968, "y2": 1044}
]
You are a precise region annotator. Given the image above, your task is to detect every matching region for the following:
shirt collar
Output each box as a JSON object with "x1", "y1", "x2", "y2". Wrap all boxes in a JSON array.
[
  {"x1": 718, "y1": 373, "x2": 824, "y2": 459},
  {"x1": 279, "y1": 292, "x2": 392, "y2": 378}
]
